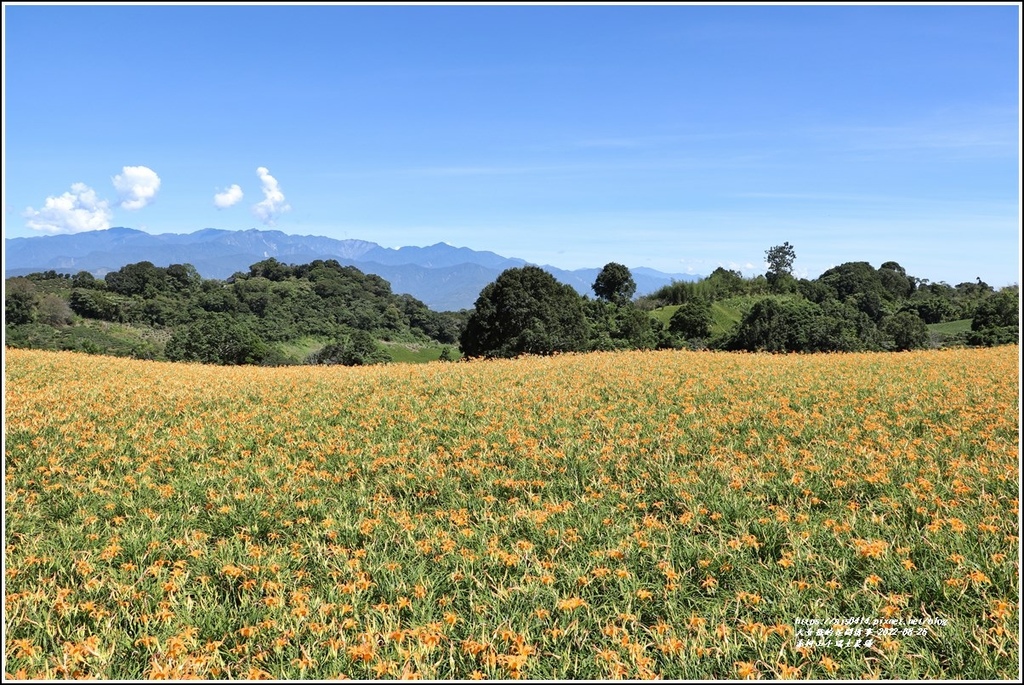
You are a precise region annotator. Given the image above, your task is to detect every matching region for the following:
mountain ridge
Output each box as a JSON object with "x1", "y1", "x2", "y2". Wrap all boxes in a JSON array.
[{"x1": 4, "y1": 227, "x2": 700, "y2": 311}]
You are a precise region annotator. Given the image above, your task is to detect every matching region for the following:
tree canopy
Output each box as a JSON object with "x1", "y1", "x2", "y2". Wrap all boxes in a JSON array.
[
  {"x1": 593, "y1": 262, "x2": 637, "y2": 304},
  {"x1": 460, "y1": 266, "x2": 590, "y2": 358}
]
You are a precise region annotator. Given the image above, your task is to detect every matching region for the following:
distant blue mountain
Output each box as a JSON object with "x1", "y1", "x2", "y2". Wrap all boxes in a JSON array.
[{"x1": 4, "y1": 227, "x2": 700, "y2": 311}]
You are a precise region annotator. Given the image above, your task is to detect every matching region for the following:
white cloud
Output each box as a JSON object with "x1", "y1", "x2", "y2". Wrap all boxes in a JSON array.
[
  {"x1": 214, "y1": 184, "x2": 244, "y2": 209},
  {"x1": 23, "y1": 183, "x2": 113, "y2": 234},
  {"x1": 252, "y1": 166, "x2": 290, "y2": 225},
  {"x1": 112, "y1": 165, "x2": 161, "y2": 210}
]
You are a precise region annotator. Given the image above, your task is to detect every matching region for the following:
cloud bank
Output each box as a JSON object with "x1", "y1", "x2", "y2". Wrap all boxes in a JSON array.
[
  {"x1": 252, "y1": 166, "x2": 291, "y2": 225},
  {"x1": 23, "y1": 183, "x2": 113, "y2": 234},
  {"x1": 214, "y1": 184, "x2": 244, "y2": 209},
  {"x1": 112, "y1": 165, "x2": 161, "y2": 210}
]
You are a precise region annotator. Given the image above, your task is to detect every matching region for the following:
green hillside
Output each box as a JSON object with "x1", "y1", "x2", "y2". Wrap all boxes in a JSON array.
[{"x1": 650, "y1": 298, "x2": 747, "y2": 337}]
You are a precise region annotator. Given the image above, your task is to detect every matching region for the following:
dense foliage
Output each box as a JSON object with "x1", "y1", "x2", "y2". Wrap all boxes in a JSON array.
[
  {"x1": 459, "y1": 266, "x2": 591, "y2": 358},
  {"x1": 4, "y1": 260, "x2": 467, "y2": 365},
  {"x1": 4, "y1": 245, "x2": 1019, "y2": 363},
  {"x1": 636, "y1": 251, "x2": 1017, "y2": 354}
]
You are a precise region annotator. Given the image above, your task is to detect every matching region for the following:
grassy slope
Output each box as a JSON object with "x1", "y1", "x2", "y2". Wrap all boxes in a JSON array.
[
  {"x1": 926, "y1": 318, "x2": 973, "y2": 335},
  {"x1": 5, "y1": 320, "x2": 170, "y2": 358},
  {"x1": 381, "y1": 341, "x2": 456, "y2": 363},
  {"x1": 650, "y1": 301, "x2": 744, "y2": 336}
]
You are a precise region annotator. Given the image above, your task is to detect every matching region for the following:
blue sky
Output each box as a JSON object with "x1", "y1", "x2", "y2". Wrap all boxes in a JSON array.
[{"x1": 3, "y1": 3, "x2": 1020, "y2": 286}]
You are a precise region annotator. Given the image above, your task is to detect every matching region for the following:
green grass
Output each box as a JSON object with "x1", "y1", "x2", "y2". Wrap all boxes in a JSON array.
[
  {"x1": 649, "y1": 301, "x2": 744, "y2": 337},
  {"x1": 382, "y1": 341, "x2": 459, "y2": 364},
  {"x1": 926, "y1": 319, "x2": 973, "y2": 349},
  {"x1": 269, "y1": 336, "x2": 329, "y2": 364},
  {"x1": 927, "y1": 319, "x2": 973, "y2": 335}
]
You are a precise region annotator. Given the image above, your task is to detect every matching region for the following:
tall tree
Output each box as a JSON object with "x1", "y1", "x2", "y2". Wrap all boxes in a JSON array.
[
  {"x1": 765, "y1": 242, "x2": 796, "y2": 290},
  {"x1": 460, "y1": 266, "x2": 589, "y2": 358},
  {"x1": 593, "y1": 263, "x2": 637, "y2": 304},
  {"x1": 5, "y1": 278, "x2": 38, "y2": 325}
]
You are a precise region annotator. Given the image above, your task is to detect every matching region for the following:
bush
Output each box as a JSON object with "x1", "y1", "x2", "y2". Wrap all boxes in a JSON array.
[
  {"x1": 165, "y1": 314, "x2": 270, "y2": 365},
  {"x1": 669, "y1": 300, "x2": 713, "y2": 340},
  {"x1": 307, "y1": 330, "x2": 390, "y2": 366}
]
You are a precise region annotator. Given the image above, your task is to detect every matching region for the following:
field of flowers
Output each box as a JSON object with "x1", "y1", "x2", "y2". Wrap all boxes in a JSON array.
[{"x1": 4, "y1": 345, "x2": 1019, "y2": 680}]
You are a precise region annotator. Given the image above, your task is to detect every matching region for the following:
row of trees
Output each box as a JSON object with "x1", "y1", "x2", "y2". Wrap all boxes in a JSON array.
[
  {"x1": 5, "y1": 246, "x2": 1018, "y2": 363},
  {"x1": 459, "y1": 264, "x2": 669, "y2": 357},
  {"x1": 457, "y1": 245, "x2": 1018, "y2": 358}
]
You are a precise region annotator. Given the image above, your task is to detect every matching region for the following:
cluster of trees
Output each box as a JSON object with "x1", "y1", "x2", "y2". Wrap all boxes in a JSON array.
[
  {"x1": 458, "y1": 245, "x2": 1018, "y2": 358},
  {"x1": 5, "y1": 259, "x2": 468, "y2": 365},
  {"x1": 5, "y1": 245, "x2": 1018, "y2": 364},
  {"x1": 459, "y1": 264, "x2": 663, "y2": 358}
]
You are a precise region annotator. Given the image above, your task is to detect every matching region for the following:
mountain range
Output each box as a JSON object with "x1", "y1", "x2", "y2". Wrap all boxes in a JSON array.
[{"x1": 4, "y1": 227, "x2": 699, "y2": 311}]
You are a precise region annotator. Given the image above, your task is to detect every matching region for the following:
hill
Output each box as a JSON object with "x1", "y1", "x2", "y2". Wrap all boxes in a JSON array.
[
  {"x1": 4, "y1": 259, "x2": 468, "y2": 365},
  {"x1": 4, "y1": 227, "x2": 699, "y2": 311}
]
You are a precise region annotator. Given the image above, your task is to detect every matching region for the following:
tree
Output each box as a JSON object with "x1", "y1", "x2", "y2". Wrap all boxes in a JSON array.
[
  {"x1": 104, "y1": 261, "x2": 166, "y2": 297},
  {"x1": 593, "y1": 263, "x2": 636, "y2": 304},
  {"x1": 882, "y1": 311, "x2": 929, "y2": 351},
  {"x1": 307, "y1": 330, "x2": 391, "y2": 366},
  {"x1": 817, "y1": 262, "x2": 890, "y2": 321},
  {"x1": 726, "y1": 297, "x2": 819, "y2": 352},
  {"x1": 586, "y1": 300, "x2": 660, "y2": 350},
  {"x1": 765, "y1": 242, "x2": 796, "y2": 289},
  {"x1": 36, "y1": 294, "x2": 74, "y2": 326},
  {"x1": 460, "y1": 266, "x2": 589, "y2": 358},
  {"x1": 971, "y1": 288, "x2": 1019, "y2": 331},
  {"x1": 69, "y1": 289, "x2": 124, "y2": 322},
  {"x1": 165, "y1": 314, "x2": 269, "y2": 365},
  {"x1": 878, "y1": 261, "x2": 915, "y2": 299},
  {"x1": 967, "y1": 288, "x2": 1020, "y2": 347},
  {"x1": 71, "y1": 271, "x2": 98, "y2": 289},
  {"x1": 704, "y1": 267, "x2": 746, "y2": 299},
  {"x1": 165, "y1": 263, "x2": 202, "y2": 293},
  {"x1": 669, "y1": 299, "x2": 713, "y2": 340},
  {"x1": 5, "y1": 278, "x2": 38, "y2": 325}
]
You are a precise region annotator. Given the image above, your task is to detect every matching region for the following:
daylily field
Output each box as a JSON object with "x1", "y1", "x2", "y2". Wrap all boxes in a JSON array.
[{"x1": 3, "y1": 345, "x2": 1019, "y2": 679}]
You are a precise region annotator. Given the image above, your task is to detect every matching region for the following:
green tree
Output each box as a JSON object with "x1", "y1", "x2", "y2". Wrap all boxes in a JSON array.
[
  {"x1": 247, "y1": 258, "x2": 293, "y2": 281},
  {"x1": 165, "y1": 314, "x2": 269, "y2": 365},
  {"x1": 69, "y1": 289, "x2": 125, "y2": 322},
  {"x1": 36, "y1": 293, "x2": 74, "y2": 327},
  {"x1": 669, "y1": 299, "x2": 713, "y2": 339},
  {"x1": 765, "y1": 242, "x2": 796, "y2": 290},
  {"x1": 726, "y1": 297, "x2": 819, "y2": 352},
  {"x1": 460, "y1": 266, "x2": 589, "y2": 358},
  {"x1": 704, "y1": 267, "x2": 746, "y2": 299},
  {"x1": 877, "y1": 261, "x2": 915, "y2": 299},
  {"x1": 967, "y1": 288, "x2": 1019, "y2": 347},
  {"x1": 5, "y1": 278, "x2": 38, "y2": 325},
  {"x1": 308, "y1": 330, "x2": 391, "y2": 366},
  {"x1": 882, "y1": 311, "x2": 929, "y2": 351},
  {"x1": 165, "y1": 263, "x2": 202, "y2": 293},
  {"x1": 593, "y1": 263, "x2": 637, "y2": 304},
  {"x1": 586, "y1": 300, "x2": 660, "y2": 350},
  {"x1": 971, "y1": 288, "x2": 1019, "y2": 331},
  {"x1": 817, "y1": 262, "x2": 890, "y2": 321},
  {"x1": 71, "y1": 271, "x2": 99, "y2": 289},
  {"x1": 104, "y1": 261, "x2": 166, "y2": 297}
]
